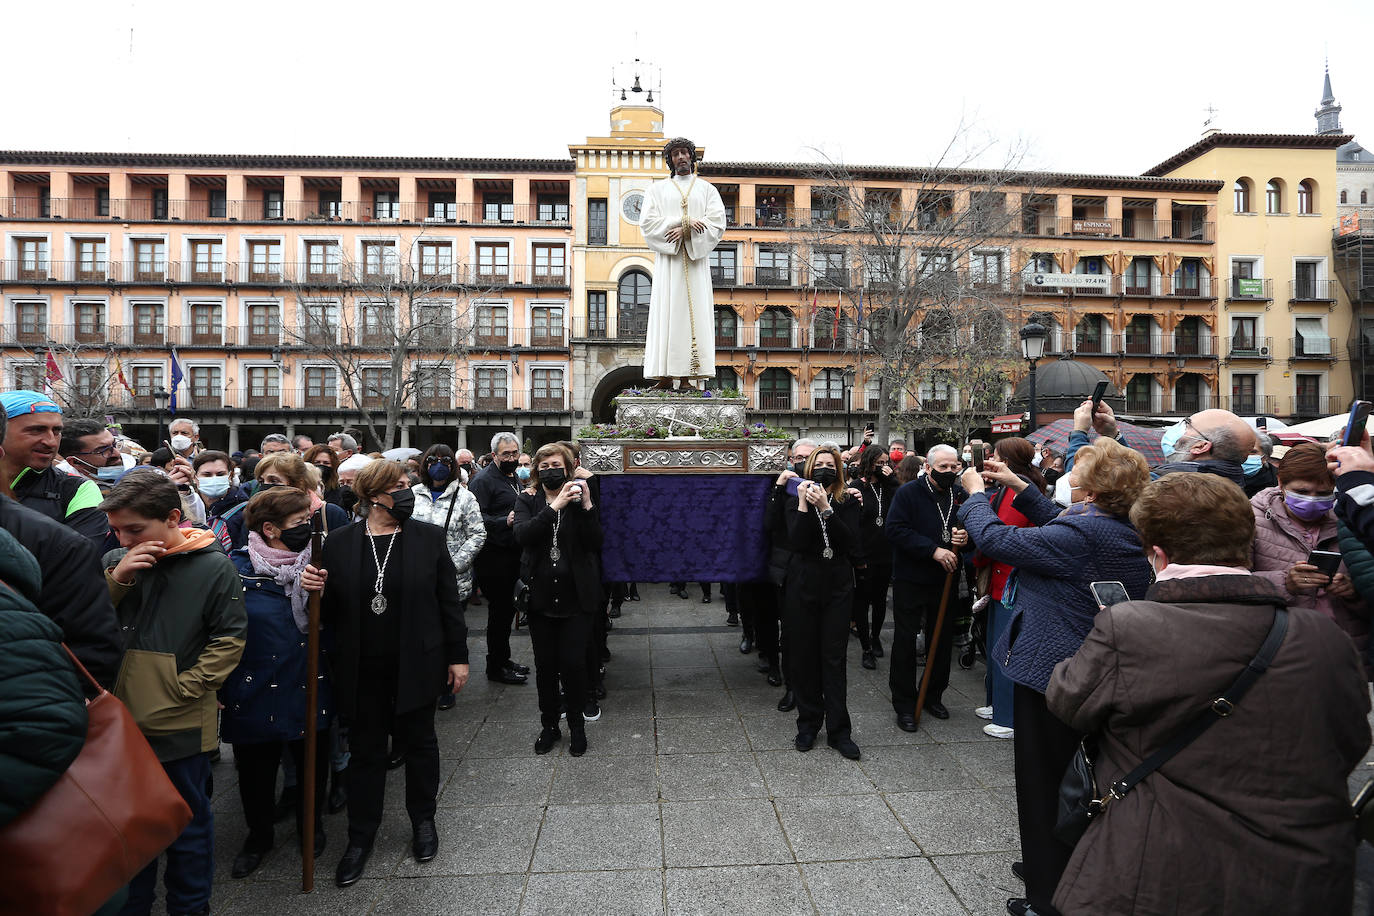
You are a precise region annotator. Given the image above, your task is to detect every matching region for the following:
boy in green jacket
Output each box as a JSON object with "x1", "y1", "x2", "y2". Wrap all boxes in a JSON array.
[{"x1": 102, "y1": 470, "x2": 245, "y2": 916}]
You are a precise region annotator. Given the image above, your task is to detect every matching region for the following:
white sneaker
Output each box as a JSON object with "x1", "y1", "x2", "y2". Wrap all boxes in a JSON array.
[
  {"x1": 983, "y1": 723, "x2": 1014, "y2": 739},
  {"x1": 974, "y1": 706, "x2": 994, "y2": 720}
]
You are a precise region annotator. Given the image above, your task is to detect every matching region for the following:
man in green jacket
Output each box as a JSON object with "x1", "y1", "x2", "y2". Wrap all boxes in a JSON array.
[{"x1": 102, "y1": 470, "x2": 245, "y2": 916}]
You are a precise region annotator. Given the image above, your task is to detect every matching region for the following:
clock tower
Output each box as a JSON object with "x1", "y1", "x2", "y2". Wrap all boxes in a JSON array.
[{"x1": 568, "y1": 65, "x2": 709, "y2": 421}]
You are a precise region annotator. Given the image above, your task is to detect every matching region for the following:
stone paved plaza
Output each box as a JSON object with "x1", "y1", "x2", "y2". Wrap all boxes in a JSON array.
[{"x1": 195, "y1": 585, "x2": 1023, "y2": 915}]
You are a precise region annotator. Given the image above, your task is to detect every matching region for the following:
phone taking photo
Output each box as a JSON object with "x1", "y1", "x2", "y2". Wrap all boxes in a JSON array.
[
  {"x1": 969, "y1": 439, "x2": 986, "y2": 472},
  {"x1": 1343, "y1": 400, "x2": 1373, "y2": 448},
  {"x1": 1089, "y1": 580, "x2": 1130, "y2": 609},
  {"x1": 1090, "y1": 380, "x2": 1109, "y2": 411},
  {"x1": 1307, "y1": 550, "x2": 1342, "y2": 579}
]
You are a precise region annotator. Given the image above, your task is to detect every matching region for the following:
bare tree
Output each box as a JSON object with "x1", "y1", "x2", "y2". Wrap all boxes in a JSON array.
[
  {"x1": 282, "y1": 235, "x2": 494, "y2": 449},
  {"x1": 8, "y1": 337, "x2": 123, "y2": 418},
  {"x1": 792, "y1": 127, "x2": 1037, "y2": 447}
]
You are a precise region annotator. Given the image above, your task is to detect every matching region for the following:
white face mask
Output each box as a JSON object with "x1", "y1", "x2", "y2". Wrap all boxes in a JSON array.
[
  {"x1": 1031, "y1": 452, "x2": 1043, "y2": 468},
  {"x1": 170, "y1": 434, "x2": 193, "y2": 452},
  {"x1": 961, "y1": 452, "x2": 972, "y2": 463},
  {"x1": 1053, "y1": 474, "x2": 1074, "y2": 507}
]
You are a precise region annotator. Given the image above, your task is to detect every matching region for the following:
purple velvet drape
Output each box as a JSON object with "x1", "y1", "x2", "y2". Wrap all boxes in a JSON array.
[{"x1": 598, "y1": 474, "x2": 772, "y2": 583}]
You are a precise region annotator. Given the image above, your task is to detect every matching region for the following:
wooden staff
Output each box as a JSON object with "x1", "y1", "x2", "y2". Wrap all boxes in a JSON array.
[
  {"x1": 911, "y1": 539, "x2": 960, "y2": 730},
  {"x1": 301, "y1": 512, "x2": 324, "y2": 892}
]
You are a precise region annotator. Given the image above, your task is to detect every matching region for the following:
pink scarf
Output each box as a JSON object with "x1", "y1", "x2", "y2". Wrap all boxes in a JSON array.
[{"x1": 246, "y1": 531, "x2": 314, "y2": 633}]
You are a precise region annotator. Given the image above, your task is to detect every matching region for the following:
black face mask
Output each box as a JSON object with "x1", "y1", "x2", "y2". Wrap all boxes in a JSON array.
[
  {"x1": 339, "y1": 485, "x2": 358, "y2": 512},
  {"x1": 383, "y1": 488, "x2": 415, "y2": 523},
  {"x1": 792, "y1": 461, "x2": 808, "y2": 476},
  {"x1": 428, "y1": 461, "x2": 452, "y2": 482},
  {"x1": 811, "y1": 467, "x2": 838, "y2": 488},
  {"x1": 498, "y1": 459, "x2": 518, "y2": 476},
  {"x1": 541, "y1": 469, "x2": 567, "y2": 492},
  {"x1": 278, "y1": 521, "x2": 312, "y2": 552},
  {"x1": 931, "y1": 469, "x2": 959, "y2": 490}
]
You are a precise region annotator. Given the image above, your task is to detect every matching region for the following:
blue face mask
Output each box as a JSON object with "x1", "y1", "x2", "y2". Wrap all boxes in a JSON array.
[
  {"x1": 516, "y1": 466, "x2": 531, "y2": 482},
  {"x1": 1242, "y1": 455, "x2": 1264, "y2": 477},
  {"x1": 96, "y1": 465, "x2": 127, "y2": 483},
  {"x1": 198, "y1": 475, "x2": 230, "y2": 498},
  {"x1": 1158, "y1": 420, "x2": 1187, "y2": 458}
]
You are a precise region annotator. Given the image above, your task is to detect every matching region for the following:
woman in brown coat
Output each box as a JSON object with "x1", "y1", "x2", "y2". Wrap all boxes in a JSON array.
[{"x1": 1047, "y1": 473, "x2": 1371, "y2": 915}]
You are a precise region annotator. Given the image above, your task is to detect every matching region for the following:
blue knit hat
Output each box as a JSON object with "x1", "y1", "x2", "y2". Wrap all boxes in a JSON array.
[{"x1": 0, "y1": 390, "x2": 62, "y2": 419}]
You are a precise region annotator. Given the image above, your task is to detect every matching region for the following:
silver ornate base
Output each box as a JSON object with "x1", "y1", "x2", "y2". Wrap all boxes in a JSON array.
[
  {"x1": 614, "y1": 395, "x2": 748, "y2": 434},
  {"x1": 580, "y1": 439, "x2": 787, "y2": 475}
]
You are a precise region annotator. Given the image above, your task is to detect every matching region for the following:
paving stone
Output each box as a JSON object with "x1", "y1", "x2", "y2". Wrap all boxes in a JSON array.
[
  {"x1": 371, "y1": 874, "x2": 526, "y2": 915},
  {"x1": 217, "y1": 877, "x2": 385, "y2": 914},
  {"x1": 653, "y1": 687, "x2": 737, "y2": 718},
  {"x1": 755, "y1": 748, "x2": 875, "y2": 798},
  {"x1": 774, "y1": 794, "x2": 917, "y2": 862},
  {"x1": 654, "y1": 714, "x2": 750, "y2": 755},
  {"x1": 523, "y1": 870, "x2": 665, "y2": 915},
  {"x1": 665, "y1": 865, "x2": 812, "y2": 915},
  {"x1": 530, "y1": 804, "x2": 662, "y2": 872},
  {"x1": 887, "y1": 789, "x2": 1021, "y2": 856},
  {"x1": 581, "y1": 711, "x2": 658, "y2": 756},
  {"x1": 929, "y1": 852, "x2": 1024, "y2": 916},
  {"x1": 550, "y1": 752, "x2": 659, "y2": 804},
  {"x1": 741, "y1": 712, "x2": 806, "y2": 751},
  {"x1": 652, "y1": 664, "x2": 725, "y2": 690},
  {"x1": 650, "y1": 644, "x2": 720, "y2": 667},
  {"x1": 661, "y1": 799, "x2": 793, "y2": 867},
  {"x1": 439, "y1": 755, "x2": 555, "y2": 806},
  {"x1": 859, "y1": 744, "x2": 979, "y2": 794},
  {"x1": 802, "y1": 857, "x2": 967, "y2": 916},
  {"x1": 393, "y1": 806, "x2": 543, "y2": 876},
  {"x1": 946, "y1": 737, "x2": 1017, "y2": 788},
  {"x1": 466, "y1": 718, "x2": 548, "y2": 758},
  {"x1": 657, "y1": 752, "x2": 767, "y2": 801}
]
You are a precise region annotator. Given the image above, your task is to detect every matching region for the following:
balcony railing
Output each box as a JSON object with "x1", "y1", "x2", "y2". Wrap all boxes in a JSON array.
[
  {"x1": 1291, "y1": 395, "x2": 1344, "y2": 417},
  {"x1": 1225, "y1": 336, "x2": 1274, "y2": 359},
  {"x1": 758, "y1": 393, "x2": 793, "y2": 410},
  {"x1": 1226, "y1": 277, "x2": 1274, "y2": 300},
  {"x1": 1018, "y1": 217, "x2": 1213, "y2": 242},
  {"x1": 1219, "y1": 395, "x2": 1278, "y2": 416},
  {"x1": 1289, "y1": 279, "x2": 1339, "y2": 302},
  {"x1": 1290, "y1": 336, "x2": 1338, "y2": 359},
  {"x1": 1165, "y1": 276, "x2": 1215, "y2": 299},
  {"x1": 0, "y1": 197, "x2": 572, "y2": 226}
]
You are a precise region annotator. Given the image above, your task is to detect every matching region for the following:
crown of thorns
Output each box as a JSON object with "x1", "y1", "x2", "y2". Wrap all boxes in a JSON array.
[{"x1": 664, "y1": 138, "x2": 698, "y2": 168}]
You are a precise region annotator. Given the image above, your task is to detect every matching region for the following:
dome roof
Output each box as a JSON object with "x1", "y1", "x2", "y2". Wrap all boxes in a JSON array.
[{"x1": 1011, "y1": 357, "x2": 1117, "y2": 401}]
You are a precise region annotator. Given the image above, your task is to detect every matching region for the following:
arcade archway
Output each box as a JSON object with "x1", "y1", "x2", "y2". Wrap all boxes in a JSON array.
[{"x1": 590, "y1": 364, "x2": 652, "y2": 423}]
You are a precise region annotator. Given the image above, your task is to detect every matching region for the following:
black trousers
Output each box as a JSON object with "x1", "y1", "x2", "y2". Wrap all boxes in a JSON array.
[
  {"x1": 889, "y1": 577, "x2": 954, "y2": 713},
  {"x1": 851, "y1": 563, "x2": 892, "y2": 652},
  {"x1": 474, "y1": 549, "x2": 521, "y2": 672},
  {"x1": 783, "y1": 564, "x2": 852, "y2": 741},
  {"x1": 346, "y1": 658, "x2": 440, "y2": 846},
  {"x1": 740, "y1": 582, "x2": 781, "y2": 675},
  {"x1": 233, "y1": 732, "x2": 329, "y2": 850},
  {"x1": 1013, "y1": 683, "x2": 1079, "y2": 913},
  {"x1": 529, "y1": 611, "x2": 593, "y2": 730},
  {"x1": 721, "y1": 583, "x2": 739, "y2": 616}
]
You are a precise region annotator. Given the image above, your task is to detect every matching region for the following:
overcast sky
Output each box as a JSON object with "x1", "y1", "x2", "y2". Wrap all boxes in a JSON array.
[{"x1": 5, "y1": 0, "x2": 1370, "y2": 177}]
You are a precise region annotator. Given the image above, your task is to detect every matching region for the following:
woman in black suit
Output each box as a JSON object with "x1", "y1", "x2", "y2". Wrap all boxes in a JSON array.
[
  {"x1": 514, "y1": 443, "x2": 603, "y2": 757},
  {"x1": 784, "y1": 445, "x2": 863, "y2": 760},
  {"x1": 850, "y1": 444, "x2": 900, "y2": 668},
  {"x1": 304, "y1": 459, "x2": 469, "y2": 889}
]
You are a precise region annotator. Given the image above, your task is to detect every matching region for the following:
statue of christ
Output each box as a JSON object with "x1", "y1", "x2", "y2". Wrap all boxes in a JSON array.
[{"x1": 638, "y1": 137, "x2": 726, "y2": 390}]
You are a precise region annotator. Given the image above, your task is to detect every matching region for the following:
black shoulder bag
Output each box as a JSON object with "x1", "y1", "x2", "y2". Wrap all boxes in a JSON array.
[{"x1": 1055, "y1": 607, "x2": 1289, "y2": 845}]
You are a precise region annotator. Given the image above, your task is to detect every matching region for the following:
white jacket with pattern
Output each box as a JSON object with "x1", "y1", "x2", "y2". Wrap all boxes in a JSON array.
[{"x1": 411, "y1": 481, "x2": 486, "y2": 600}]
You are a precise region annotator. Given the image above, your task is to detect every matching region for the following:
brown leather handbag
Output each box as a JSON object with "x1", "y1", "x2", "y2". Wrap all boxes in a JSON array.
[{"x1": 0, "y1": 646, "x2": 194, "y2": 916}]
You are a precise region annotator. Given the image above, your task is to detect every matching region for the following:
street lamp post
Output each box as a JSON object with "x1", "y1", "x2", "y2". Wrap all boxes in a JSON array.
[
  {"x1": 843, "y1": 368, "x2": 856, "y2": 448},
  {"x1": 153, "y1": 387, "x2": 170, "y2": 446},
  {"x1": 1019, "y1": 321, "x2": 1048, "y2": 432}
]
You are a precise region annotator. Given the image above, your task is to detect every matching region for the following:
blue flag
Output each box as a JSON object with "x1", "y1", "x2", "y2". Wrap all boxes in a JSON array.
[{"x1": 169, "y1": 349, "x2": 184, "y2": 415}]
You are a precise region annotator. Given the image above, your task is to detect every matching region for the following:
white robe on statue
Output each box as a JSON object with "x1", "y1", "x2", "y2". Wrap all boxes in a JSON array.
[{"x1": 639, "y1": 173, "x2": 726, "y2": 380}]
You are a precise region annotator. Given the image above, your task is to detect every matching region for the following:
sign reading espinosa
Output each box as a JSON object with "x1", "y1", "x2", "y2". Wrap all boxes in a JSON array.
[{"x1": 1028, "y1": 272, "x2": 1111, "y2": 289}]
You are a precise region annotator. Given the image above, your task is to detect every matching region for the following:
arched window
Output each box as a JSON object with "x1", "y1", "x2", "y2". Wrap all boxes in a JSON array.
[
  {"x1": 616, "y1": 269, "x2": 651, "y2": 336},
  {"x1": 707, "y1": 366, "x2": 738, "y2": 392},
  {"x1": 758, "y1": 368, "x2": 792, "y2": 409},
  {"x1": 1364, "y1": 190, "x2": 1370, "y2": 205},
  {"x1": 1298, "y1": 180, "x2": 1314, "y2": 214},
  {"x1": 1342, "y1": 190, "x2": 1349, "y2": 204},
  {"x1": 812, "y1": 369, "x2": 847, "y2": 410},
  {"x1": 713, "y1": 307, "x2": 737, "y2": 347},
  {"x1": 758, "y1": 307, "x2": 793, "y2": 348},
  {"x1": 1265, "y1": 180, "x2": 1282, "y2": 214},
  {"x1": 1233, "y1": 178, "x2": 1252, "y2": 213}
]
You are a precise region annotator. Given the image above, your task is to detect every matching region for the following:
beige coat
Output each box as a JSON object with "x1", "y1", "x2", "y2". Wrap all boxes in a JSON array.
[{"x1": 1047, "y1": 574, "x2": 1371, "y2": 915}]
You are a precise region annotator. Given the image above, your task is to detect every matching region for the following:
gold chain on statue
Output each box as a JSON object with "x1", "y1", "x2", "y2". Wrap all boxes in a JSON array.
[{"x1": 674, "y1": 177, "x2": 702, "y2": 377}]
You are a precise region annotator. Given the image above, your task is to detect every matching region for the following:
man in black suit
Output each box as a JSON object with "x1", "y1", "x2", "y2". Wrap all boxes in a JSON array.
[
  {"x1": 885, "y1": 444, "x2": 968, "y2": 729},
  {"x1": 468, "y1": 432, "x2": 530, "y2": 684}
]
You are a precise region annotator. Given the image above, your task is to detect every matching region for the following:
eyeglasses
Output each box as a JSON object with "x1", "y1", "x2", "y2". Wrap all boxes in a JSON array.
[{"x1": 72, "y1": 443, "x2": 119, "y2": 458}]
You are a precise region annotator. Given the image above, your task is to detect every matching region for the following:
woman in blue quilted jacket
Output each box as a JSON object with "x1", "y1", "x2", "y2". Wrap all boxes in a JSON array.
[{"x1": 958, "y1": 429, "x2": 1151, "y2": 916}]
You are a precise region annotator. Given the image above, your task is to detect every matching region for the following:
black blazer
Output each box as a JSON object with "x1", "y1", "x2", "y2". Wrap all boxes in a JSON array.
[
  {"x1": 513, "y1": 490, "x2": 603, "y2": 614},
  {"x1": 887, "y1": 476, "x2": 967, "y2": 586},
  {"x1": 320, "y1": 518, "x2": 467, "y2": 717}
]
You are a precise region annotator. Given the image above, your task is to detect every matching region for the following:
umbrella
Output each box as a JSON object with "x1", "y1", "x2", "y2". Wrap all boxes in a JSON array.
[
  {"x1": 1278, "y1": 413, "x2": 1347, "y2": 441},
  {"x1": 1024, "y1": 418, "x2": 1166, "y2": 466},
  {"x1": 382, "y1": 446, "x2": 421, "y2": 462}
]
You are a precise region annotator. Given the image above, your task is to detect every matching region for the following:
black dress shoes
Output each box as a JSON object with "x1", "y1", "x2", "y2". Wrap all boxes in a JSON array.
[
  {"x1": 872, "y1": 641, "x2": 884, "y2": 658},
  {"x1": 231, "y1": 842, "x2": 271, "y2": 878},
  {"x1": 412, "y1": 819, "x2": 439, "y2": 863},
  {"x1": 328, "y1": 770, "x2": 348, "y2": 814},
  {"x1": 828, "y1": 736, "x2": 861, "y2": 760},
  {"x1": 766, "y1": 665, "x2": 783, "y2": 687},
  {"x1": 924, "y1": 700, "x2": 950, "y2": 720},
  {"x1": 725, "y1": 611, "x2": 737, "y2": 624},
  {"x1": 488, "y1": 668, "x2": 528, "y2": 685},
  {"x1": 534, "y1": 726, "x2": 561, "y2": 755},
  {"x1": 795, "y1": 731, "x2": 816, "y2": 752},
  {"x1": 1006, "y1": 898, "x2": 1051, "y2": 916},
  {"x1": 387, "y1": 746, "x2": 405, "y2": 770},
  {"x1": 861, "y1": 651, "x2": 877, "y2": 670},
  {"x1": 1012, "y1": 861, "x2": 1025, "y2": 882},
  {"x1": 702, "y1": 594, "x2": 712, "y2": 604},
  {"x1": 437, "y1": 693, "x2": 456, "y2": 711},
  {"x1": 777, "y1": 689, "x2": 796, "y2": 712},
  {"x1": 896, "y1": 713, "x2": 919, "y2": 732},
  {"x1": 569, "y1": 729, "x2": 587, "y2": 757},
  {"x1": 608, "y1": 604, "x2": 622, "y2": 618},
  {"x1": 335, "y1": 842, "x2": 372, "y2": 887},
  {"x1": 506, "y1": 660, "x2": 530, "y2": 677},
  {"x1": 739, "y1": 635, "x2": 754, "y2": 654}
]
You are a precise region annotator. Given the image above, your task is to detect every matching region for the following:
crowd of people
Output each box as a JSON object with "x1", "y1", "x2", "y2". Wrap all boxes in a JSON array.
[{"x1": 0, "y1": 384, "x2": 1372, "y2": 914}]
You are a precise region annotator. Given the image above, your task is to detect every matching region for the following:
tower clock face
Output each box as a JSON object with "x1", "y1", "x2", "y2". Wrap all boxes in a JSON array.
[{"x1": 622, "y1": 190, "x2": 645, "y2": 223}]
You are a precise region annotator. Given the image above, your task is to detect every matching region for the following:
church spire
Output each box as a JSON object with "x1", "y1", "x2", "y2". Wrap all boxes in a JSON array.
[{"x1": 1316, "y1": 63, "x2": 1343, "y2": 135}]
